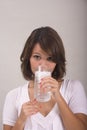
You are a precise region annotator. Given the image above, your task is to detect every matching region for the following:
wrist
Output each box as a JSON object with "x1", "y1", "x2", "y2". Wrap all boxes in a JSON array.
[
  {"x1": 54, "y1": 91, "x2": 63, "y2": 102},
  {"x1": 17, "y1": 116, "x2": 26, "y2": 127}
]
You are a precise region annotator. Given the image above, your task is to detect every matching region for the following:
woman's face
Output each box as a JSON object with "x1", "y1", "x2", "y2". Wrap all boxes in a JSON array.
[{"x1": 30, "y1": 43, "x2": 56, "y2": 74}]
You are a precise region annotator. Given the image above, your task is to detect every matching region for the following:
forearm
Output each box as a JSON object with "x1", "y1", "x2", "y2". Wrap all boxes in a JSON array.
[
  {"x1": 11, "y1": 117, "x2": 25, "y2": 130},
  {"x1": 56, "y1": 92, "x2": 87, "y2": 130}
]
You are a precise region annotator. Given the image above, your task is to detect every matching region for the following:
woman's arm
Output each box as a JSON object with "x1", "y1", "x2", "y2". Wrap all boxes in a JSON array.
[
  {"x1": 3, "y1": 114, "x2": 27, "y2": 130},
  {"x1": 56, "y1": 92, "x2": 87, "y2": 130},
  {"x1": 3, "y1": 100, "x2": 40, "y2": 130}
]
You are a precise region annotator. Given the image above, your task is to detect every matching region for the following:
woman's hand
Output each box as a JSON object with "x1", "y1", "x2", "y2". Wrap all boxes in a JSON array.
[
  {"x1": 19, "y1": 99, "x2": 40, "y2": 122},
  {"x1": 40, "y1": 77, "x2": 61, "y2": 100}
]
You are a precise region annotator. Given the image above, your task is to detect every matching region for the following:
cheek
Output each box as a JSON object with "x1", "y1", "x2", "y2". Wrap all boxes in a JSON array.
[{"x1": 49, "y1": 63, "x2": 56, "y2": 72}]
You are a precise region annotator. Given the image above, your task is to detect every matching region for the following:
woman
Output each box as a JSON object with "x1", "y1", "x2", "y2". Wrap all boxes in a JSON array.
[{"x1": 3, "y1": 26, "x2": 87, "y2": 130}]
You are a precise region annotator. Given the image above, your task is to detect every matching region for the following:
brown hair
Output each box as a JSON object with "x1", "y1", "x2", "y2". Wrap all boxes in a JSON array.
[{"x1": 20, "y1": 26, "x2": 66, "y2": 80}]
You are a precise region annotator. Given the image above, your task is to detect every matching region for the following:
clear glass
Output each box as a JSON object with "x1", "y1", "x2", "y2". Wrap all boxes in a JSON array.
[{"x1": 34, "y1": 65, "x2": 51, "y2": 102}]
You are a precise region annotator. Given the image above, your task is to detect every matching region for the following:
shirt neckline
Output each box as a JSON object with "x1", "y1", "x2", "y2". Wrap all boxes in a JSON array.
[{"x1": 31, "y1": 103, "x2": 58, "y2": 128}]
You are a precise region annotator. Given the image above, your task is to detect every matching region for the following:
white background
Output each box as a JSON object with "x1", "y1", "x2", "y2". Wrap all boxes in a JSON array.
[{"x1": 0, "y1": 0, "x2": 87, "y2": 129}]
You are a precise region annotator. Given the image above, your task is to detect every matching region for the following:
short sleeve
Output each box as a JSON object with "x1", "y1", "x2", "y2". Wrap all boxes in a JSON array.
[
  {"x1": 69, "y1": 80, "x2": 87, "y2": 115},
  {"x1": 3, "y1": 88, "x2": 19, "y2": 126}
]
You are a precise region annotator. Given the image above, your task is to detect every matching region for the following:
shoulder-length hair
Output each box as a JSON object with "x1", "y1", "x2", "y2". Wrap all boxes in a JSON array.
[{"x1": 20, "y1": 26, "x2": 66, "y2": 80}]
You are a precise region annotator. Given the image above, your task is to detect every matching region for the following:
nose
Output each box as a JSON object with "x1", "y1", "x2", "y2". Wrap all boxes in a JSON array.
[
  {"x1": 39, "y1": 59, "x2": 46, "y2": 65},
  {"x1": 39, "y1": 59, "x2": 48, "y2": 69}
]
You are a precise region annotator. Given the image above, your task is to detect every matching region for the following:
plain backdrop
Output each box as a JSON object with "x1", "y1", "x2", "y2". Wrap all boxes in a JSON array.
[{"x1": 0, "y1": 0, "x2": 87, "y2": 129}]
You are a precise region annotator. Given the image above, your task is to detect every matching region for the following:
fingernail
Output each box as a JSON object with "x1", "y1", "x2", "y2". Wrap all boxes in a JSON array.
[
  {"x1": 39, "y1": 105, "x2": 42, "y2": 108},
  {"x1": 40, "y1": 83, "x2": 42, "y2": 88},
  {"x1": 34, "y1": 98, "x2": 36, "y2": 101}
]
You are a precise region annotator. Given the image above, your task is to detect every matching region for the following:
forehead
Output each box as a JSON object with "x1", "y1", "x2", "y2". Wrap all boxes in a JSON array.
[
  {"x1": 32, "y1": 43, "x2": 41, "y2": 52},
  {"x1": 32, "y1": 43, "x2": 49, "y2": 56}
]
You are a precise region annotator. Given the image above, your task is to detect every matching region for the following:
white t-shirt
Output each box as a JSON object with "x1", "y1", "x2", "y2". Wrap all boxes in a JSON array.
[{"x1": 3, "y1": 79, "x2": 87, "y2": 130}]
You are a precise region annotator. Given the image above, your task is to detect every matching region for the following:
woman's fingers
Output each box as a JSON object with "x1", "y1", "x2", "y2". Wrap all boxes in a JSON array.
[
  {"x1": 20, "y1": 100, "x2": 40, "y2": 120},
  {"x1": 40, "y1": 77, "x2": 60, "y2": 95}
]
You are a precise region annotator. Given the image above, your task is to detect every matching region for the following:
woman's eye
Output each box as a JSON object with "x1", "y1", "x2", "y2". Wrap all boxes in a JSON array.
[
  {"x1": 33, "y1": 55, "x2": 41, "y2": 60},
  {"x1": 47, "y1": 56, "x2": 53, "y2": 62}
]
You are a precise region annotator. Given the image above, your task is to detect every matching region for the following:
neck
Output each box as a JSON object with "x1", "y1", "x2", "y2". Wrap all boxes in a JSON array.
[{"x1": 29, "y1": 80, "x2": 34, "y2": 88}]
